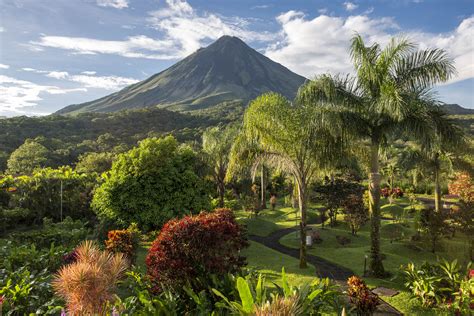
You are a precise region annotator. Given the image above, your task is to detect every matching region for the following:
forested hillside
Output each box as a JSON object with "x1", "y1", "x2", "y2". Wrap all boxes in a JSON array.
[{"x1": 0, "y1": 102, "x2": 243, "y2": 171}]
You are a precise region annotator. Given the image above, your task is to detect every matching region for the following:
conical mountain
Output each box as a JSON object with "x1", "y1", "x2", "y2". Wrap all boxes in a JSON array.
[{"x1": 57, "y1": 36, "x2": 306, "y2": 115}]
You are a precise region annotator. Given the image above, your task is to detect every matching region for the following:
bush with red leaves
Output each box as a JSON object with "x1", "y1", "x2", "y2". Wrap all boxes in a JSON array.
[
  {"x1": 146, "y1": 208, "x2": 249, "y2": 290},
  {"x1": 347, "y1": 276, "x2": 379, "y2": 315},
  {"x1": 381, "y1": 187, "x2": 403, "y2": 198}
]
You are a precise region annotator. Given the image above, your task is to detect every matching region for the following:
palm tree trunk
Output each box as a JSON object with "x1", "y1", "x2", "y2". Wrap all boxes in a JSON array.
[
  {"x1": 434, "y1": 167, "x2": 441, "y2": 213},
  {"x1": 369, "y1": 140, "x2": 385, "y2": 276},
  {"x1": 260, "y1": 165, "x2": 266, "y2": 209},
  {"x1": 218, "y1": 179, "x2": 225, "y2": 208},
  {"x1": 297, "y1": 179, "x2": 308, "y2": 269}
]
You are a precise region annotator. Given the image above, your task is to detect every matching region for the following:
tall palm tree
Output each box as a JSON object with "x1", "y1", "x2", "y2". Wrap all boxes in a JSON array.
[
  {"x1": 202, "y1": 126, "x2": 238, "y2": 208},
  {"x1": 243, "y1": 93, "x2": 345, "y2": 268},
  {"x1": 298, "y1": 35, "x2": 456, "y2": 276}
]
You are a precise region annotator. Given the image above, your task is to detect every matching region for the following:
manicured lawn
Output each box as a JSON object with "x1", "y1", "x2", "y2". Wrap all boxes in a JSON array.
[
  {"x1": 243, "y1": 241, "x2": 317, "y2": 287},
  {"x1": 234, "y1": 203, "x2": 322, "y2": 236}
]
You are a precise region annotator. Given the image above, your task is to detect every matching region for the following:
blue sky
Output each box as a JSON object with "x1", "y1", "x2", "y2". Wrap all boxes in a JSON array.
[{"x1": 0, "y1": 0, "x2": 473, "y2": 116}]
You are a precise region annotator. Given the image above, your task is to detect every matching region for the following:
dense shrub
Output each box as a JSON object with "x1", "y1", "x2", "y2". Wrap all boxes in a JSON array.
[
  {"x1": 146, "y1": 208, "x2": 248, "y2": 290},
  {"x1": 0, "y1": 168, "x2": 96, "y2": 223},
  {"x1": 53, "y1": 240, "x2": 128, "y2": 315},
  {"x1": 92, "y1": 136, "x2": 211, "y2": 230},
  {"x1": 8, "y1": 217, "x2": 90, "y2": 249},
  {"x1": 105, "y1": 223, "x2": 140, "y2": 263},
  {"x1": 403, "y1": 259, "x2": 472, "y2": 313},
  {"x1": 0, "y1": 241, "x2": 70, "y2": 315},
  {"x1": 381, "y1": 187, "x2": 404, "y2": 198},
  {"x1": 449, "y1": 172, "x2": 473, "y2": 203},
  {"x1": 347, "y1": 276, "x2": 379, "y2": 315}
]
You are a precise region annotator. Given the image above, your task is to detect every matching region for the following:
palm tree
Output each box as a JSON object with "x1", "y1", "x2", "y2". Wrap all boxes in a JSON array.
[
  {"x1": 202, "y1": 126, "x2": 238, "y2": 208},
  {"x1": 298, "y1": 35, "x2": 455, "y2": 276},
  {"x1": 243, "y1": 93, "x2": 345, "y2": 268},
  {"x1": 227, "y1": 133, "x2": 268, "y2": 209},
  {"x1": 401, "y1": 108, "x2": 466, "y2": 212}
]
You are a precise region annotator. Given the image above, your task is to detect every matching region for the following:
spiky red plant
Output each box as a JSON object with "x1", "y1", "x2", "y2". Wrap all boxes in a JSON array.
[{"x1": 52, "y1": 240, "x2": 128, "y2": 315}]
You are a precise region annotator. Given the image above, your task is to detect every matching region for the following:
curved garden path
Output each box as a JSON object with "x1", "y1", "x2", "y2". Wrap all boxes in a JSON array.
[{"x1": 249, "y1": 225, "x2": 353, "y2": 281}]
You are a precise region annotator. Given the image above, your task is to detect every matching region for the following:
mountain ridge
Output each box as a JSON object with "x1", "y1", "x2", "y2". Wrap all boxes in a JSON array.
[{"x1": 56, "y1": 36, "x2": 307, "y2": 115}]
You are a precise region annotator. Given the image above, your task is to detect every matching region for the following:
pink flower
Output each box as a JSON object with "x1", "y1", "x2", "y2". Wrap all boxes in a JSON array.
[
  {"x1": 469, "y1": 269, "x2": 474, "y2": 279},
  {"x1": 0, "y1": 295, "x2": 4, "y2": 304}
]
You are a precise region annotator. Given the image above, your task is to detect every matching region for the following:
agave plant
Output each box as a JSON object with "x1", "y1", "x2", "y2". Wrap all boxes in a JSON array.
[{"x1": 52, "y1": 240, "x2": 128, "y2": 315}]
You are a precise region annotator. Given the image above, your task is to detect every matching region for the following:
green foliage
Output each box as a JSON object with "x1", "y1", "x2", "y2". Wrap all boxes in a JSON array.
[
  {"x1": 213, "y1": 268, "x2": 342, "y2": 315},
  {"x1": 402, "y1": 259, "x2": 471, "y2": 310},
  {"x1": 0, "y1": 167, "x2": 96, "y2": 224},
  {"x1": 202, "y1": 125, "x2": 238, "y2": 207},
  {"x1": 75, "y1": 151, "x2": 116, "y2": 174},
  {"x1": 92, "y1": 136, "x2": 211, "y2": 230},
  {"x1": 7, "y1": 139, "x2": 49, "y2": 175},
  {"x1": 7, "y1": 216, "x2": 90, "y2": 249}
]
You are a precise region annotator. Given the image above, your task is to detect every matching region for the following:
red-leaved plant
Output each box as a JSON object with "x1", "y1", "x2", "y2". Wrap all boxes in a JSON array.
[
  {"x1": 347, "y1": 276, "x2": 379, "y2": 315},
  {"x1": 146, "y1": 208, "x2": 249, "y2": 291}
]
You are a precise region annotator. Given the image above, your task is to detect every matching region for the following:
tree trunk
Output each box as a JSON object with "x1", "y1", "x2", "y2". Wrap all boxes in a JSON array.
[
  {"x1": 260, "y1": 166, "x2": 267, "y2": 209},
  {"x1": 297, "y1": 180, "x2": 308, "y2": 269},
  {"x1": 217, "y1": 179, "x2": 225, "y2": 208},
  {"x1": 368, "y1": 140, "x2": 385, "y2": 276},
  {"x1": 434, "y1": 166, "x2": 441, "y2": 213}
]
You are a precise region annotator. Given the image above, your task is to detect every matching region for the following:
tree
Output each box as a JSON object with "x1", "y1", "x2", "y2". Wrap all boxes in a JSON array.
[
  {"x1": 7, "y1": 139, "x2": 49, "y2": 175},
  {"x1": 202, "y1": 126, "x2": 237, "y2": 208},
  {"x1": 75, "y1": 152, "x2": 115, "y2": 174},
  {"x1": 420, "y1": 208, "x2": 447, "y2": 253},
  {"x1": 342, "y1": 193, "x2": 368, "y2": 236},
  {"x1": 298, "y1": 35, "x2": 455, "y2": 276},
  {"x1": 243, "y1": 93, "x2": 344, "y2": 268},
  {"x1": 92, "y1": 136, "x2": 210, "y2": 230},
  {"x1": 227, "y1": 134, "x2": 268, "y2": 210}
]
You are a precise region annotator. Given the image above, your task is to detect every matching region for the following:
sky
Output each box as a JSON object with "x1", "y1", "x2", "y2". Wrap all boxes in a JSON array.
[{"x1": 0, "y1": 0, "x2": 473, "y2": 117}]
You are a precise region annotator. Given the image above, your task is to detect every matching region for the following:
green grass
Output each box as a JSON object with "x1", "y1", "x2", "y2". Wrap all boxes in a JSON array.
[
  {"x1": 243, "y1": 241, "x2": 317, "y2": 287},
  {"x1": 234, "y1": 203, "x2": 321, "y2": 236}
]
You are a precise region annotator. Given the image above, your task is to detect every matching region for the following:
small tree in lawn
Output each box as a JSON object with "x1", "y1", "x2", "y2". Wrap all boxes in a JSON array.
[
  {"x1": 420, "y1": 208, "x2": 447, "y2": 253},
  {"x1": 451, "y1": 201, "x2": 474, "y2": 260},
  {"x1": 343, "y1": 193, "x2": 368, "y2": 236}
]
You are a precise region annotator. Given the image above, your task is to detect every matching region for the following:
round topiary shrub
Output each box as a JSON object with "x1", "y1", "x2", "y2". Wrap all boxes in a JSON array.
[{"x1": 146, "y1": 208, "x2": 249, "y2": 290}]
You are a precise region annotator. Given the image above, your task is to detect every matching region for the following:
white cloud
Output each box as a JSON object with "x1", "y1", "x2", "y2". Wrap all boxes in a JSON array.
[
  {"x1": 0, "y1": 64, "x2": 9, "y2": 69},
  {"x1": 251, "y1": 5, "x2": 270, "y2": 10},
  {"x1": 0, "y1": 75, "x2": 86, "y2": 114},
  {"x1": 96, "y1": 0, "x2": 128, "y2": 9},
  {"x1": 66, "y1": 74, "x2": 139, "y2": 90},
  {"x1": 0, "y1": 27, "x2": 5, "y2": 33},
  {"x1": 147, "y1": 0, "x2": 276, "y2": 57},
  {"x1": 266, "y1": 14, "x2": 398, "y2": 77},
  {"x1": 46, "y1": 71, "x2": 69, "y2": 79},
  {"x1": 265, "y1": 13, "x2": 474, "y2": 85},
  {"x1": 31, "y1": 35, "x2": 182, "y2": 60},
  {"x1": 20, "y1": 67, "x2": 138, "y2": 90},
  {"x1": 30, "y1": 1, "x2": 275, "y2": 60},
  {"x1": 318, "y1": 8, "x2": 328, "y2": 15},
  {"x1": 343, "y1": 2, "x2": 359, "y2": 11}
]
